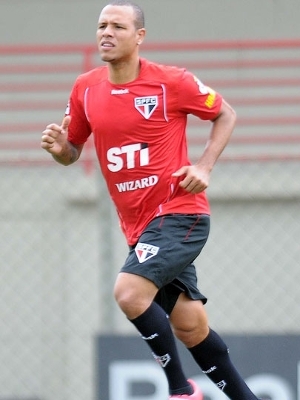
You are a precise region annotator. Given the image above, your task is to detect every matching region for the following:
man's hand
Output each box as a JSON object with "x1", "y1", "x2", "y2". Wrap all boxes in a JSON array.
[
  {"x1": 172, "y1": 165, "x2": 210, "y2": 194},
  {"x1": 172, "y1": 99, "x2": 236, "y2": 194},
  {"x1": 41, "y1": 116, "x2": 71, "y2": 156},
  {"x1": 41, "y1": 116, "x2": 83, "y2": 166}
]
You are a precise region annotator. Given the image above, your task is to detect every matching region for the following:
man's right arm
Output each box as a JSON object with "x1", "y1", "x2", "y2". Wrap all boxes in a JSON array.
[
  {"x1": 41, "y1": 115, "x2": 84, "y2": 166},
  {"x1": 51, "y1": 140, "x2": 84, "y2": 166}
]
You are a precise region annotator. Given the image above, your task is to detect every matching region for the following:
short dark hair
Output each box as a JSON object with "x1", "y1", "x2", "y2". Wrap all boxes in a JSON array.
[{"x1": 107, "y1": 1, "x2": 145, "y2": 29}]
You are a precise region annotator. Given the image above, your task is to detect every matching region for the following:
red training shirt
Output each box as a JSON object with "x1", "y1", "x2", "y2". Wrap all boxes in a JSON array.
[{"x1": 66, "y1": 58, "x2": 222, "y2": 245}]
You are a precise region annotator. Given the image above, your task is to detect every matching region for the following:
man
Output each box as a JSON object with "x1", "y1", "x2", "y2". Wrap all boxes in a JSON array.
[{"x1": 41, "y1": 1, "x2": 260, "y2": 399}]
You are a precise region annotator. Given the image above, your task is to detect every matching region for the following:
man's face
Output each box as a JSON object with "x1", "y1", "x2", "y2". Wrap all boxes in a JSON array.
[{"x1": 96, "y1": 5, "x2": 145, "y2": 64}]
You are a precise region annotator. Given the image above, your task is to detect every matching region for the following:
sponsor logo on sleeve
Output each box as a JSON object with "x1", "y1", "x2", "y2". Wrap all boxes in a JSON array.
[
  {"x1": 205, "y1": 91, "x2": 216, "y2": 108},
  {"x1": 193, "y1": 76, "x2": 217, "y2": 108}
]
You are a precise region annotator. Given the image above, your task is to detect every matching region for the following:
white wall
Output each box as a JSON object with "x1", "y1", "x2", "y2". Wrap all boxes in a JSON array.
[{"x1": 1, "y1": 0, "x2": 300, "y2": 46}]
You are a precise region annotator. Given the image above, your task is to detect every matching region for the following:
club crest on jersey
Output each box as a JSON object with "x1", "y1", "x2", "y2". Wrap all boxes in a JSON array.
[
  {"x1": 135, "y1": 242, "x2": 159, "y2": 263},
  {"x1": 134, "y1": 96, "x2": 158, "y2": 119}
]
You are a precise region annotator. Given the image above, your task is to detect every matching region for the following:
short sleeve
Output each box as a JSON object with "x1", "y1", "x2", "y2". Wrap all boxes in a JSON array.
[
  {"x1": 178, "y1": 70, "x2": 222, "y2": 120},
  {"x1": 66, "y1": 78, "x2": 92, "y2": 145}
]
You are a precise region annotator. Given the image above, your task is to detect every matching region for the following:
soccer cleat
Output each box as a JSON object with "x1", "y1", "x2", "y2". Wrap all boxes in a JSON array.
[{"x1": 169, "y1": 379, "x2": 203, "y2": 400}]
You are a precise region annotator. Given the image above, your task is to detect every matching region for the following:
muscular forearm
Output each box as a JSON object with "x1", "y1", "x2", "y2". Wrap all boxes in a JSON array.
[
  {"x1": 197, "y1": 100, "x2": 236, "y2": 171},
  {"x1": 52, "y1": 141, "x2": 81, "y2": 166}
]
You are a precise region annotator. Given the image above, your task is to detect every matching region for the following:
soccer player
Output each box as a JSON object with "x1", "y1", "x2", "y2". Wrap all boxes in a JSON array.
[{"x1": 41, "y1": 1, "x2": 260, "y2": 399}]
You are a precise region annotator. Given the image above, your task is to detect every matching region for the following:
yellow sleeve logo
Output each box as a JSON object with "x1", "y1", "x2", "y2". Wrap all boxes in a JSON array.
[
  {"x1": 205, "y1": 92, "x2": 216, "y2": 109},
  {"x1": 193, "y1": 76, "x2": 216, "y2": 109}
]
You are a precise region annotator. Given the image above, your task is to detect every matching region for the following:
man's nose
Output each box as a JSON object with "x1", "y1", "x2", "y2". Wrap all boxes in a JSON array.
[{"x1": 102, "y1": 25, "x2": 113, "y2": 36}]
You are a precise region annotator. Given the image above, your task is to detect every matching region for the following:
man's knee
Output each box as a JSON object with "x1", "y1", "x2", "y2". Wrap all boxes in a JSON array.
[
  {"x1": 170, "y1": 295, "x2": 209, "y2": 347},
  {"x1": 114, "y1": 272, "x2": 158, "y2": 318}
]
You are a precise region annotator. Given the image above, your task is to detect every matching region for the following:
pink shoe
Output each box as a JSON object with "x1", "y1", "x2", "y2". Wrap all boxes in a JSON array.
[{"x1": 169, "y1": 379, "x2": 203, "y2": 400}]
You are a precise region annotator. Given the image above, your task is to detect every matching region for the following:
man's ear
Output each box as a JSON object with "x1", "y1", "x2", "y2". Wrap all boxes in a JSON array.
[{"x1": 137, "y1": 28, "x2": 146, "y2": 45}]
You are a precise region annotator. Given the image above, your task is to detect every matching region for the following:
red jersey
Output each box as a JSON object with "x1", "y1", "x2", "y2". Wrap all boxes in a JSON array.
[{"x1": 67, "y1": 58, "x2": 222, "y2": 245}]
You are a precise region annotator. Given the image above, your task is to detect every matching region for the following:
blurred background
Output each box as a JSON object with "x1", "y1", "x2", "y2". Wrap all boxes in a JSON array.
[{"x1": 0, "y1": 1, "x2": 300, "y2": 400}]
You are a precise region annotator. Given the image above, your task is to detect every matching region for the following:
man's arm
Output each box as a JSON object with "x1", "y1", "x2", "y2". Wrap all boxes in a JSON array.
[
  {"x1": 172, "y1": 99, "x2": 236, "y2": 193},
  {"x1": 41, "y1": 116, "x2": 84, "y2": 166},
  {"x1": 197, "y1": 99, "x2": 236, "y2": 172}
]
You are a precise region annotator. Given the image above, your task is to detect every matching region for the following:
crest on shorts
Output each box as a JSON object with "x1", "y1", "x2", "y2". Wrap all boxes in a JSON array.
[
  {"x1": 134, "y1": 96, "x2": 158, "y2": 119},
  {"x1": 135, "y1": 242, "x2": 159, "y2": 263}
]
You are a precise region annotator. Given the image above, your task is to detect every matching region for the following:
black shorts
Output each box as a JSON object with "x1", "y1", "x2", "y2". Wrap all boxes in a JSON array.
[{"x1": 120, "y1": 213, "x2": 210, "y2": 315}]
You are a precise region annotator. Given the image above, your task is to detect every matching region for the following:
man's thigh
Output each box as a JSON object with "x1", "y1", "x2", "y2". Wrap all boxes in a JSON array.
[{"x1": 121, "y1": 213, "x2": 210, "y2": 288}]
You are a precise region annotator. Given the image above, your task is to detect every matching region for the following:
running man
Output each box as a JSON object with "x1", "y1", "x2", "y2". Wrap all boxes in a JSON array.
[{"x1": 41, "y1": 2, "x2": 260, "y2": 399}]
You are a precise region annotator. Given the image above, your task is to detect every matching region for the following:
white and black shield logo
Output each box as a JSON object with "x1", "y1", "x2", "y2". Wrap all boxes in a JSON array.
[
  {"x1": 134, "y1": 96, "x2": 158, "y2": 119},
  {"x1": 135, "y1": 242, "x2": 159, "y2": 263}
]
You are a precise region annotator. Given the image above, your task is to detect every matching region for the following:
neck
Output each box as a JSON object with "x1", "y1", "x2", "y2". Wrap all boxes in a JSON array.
[{"x1": 107, "y1": 57, "x2": 141, "y2": 85}]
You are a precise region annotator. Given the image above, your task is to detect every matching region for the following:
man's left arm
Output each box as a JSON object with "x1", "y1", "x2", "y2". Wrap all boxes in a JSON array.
[{"x1": 172, "y1": 99, "x2": 236, "y2": 194}]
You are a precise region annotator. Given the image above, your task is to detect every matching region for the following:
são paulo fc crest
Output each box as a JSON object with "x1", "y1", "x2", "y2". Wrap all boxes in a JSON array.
[
  {"x1": 134, "y1": 96, "x2": 158, "y2": 119},
  {"x1": 135, "y1": 242, "x2": 159, "y2": 263}
]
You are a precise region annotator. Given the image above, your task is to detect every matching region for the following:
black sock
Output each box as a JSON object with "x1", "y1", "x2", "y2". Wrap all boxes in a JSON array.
[
  {"x1": 188, "y1": 329, "x2": 258, "y2": 400},
  {"x1": 130, "y1": 302, "x2": 192, "y2": 395}
]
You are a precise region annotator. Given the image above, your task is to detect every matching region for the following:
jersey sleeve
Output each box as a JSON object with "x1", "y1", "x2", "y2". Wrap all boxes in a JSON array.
[
  {"x1": 178, "y1": 70, "x2": 222, "y2": 120},
  {"x1": 66, "y1": 77, "x2": 92, "y2": 145}
]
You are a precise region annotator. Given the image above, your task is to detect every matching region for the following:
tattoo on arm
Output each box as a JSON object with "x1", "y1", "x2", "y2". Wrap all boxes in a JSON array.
[{"x1": 52, "y1": 142, "x2": 80, "y2": 166}]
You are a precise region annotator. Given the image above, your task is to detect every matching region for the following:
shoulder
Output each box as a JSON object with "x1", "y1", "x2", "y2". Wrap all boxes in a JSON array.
[
  {"x1": 140, "y1": 58, "x2": 186, "y2": 83},
  {"x1": 74, "y1": 65, "x2": 108, "y2": 88}
]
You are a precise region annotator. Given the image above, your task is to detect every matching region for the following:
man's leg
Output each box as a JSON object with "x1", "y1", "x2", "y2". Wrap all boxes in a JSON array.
[
  {"x1": 114, "y1": 272, "x2": 193, "y2": 396},
  {"x1": 170, "y1": 293, "x2": 259, "y2": 400}
]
